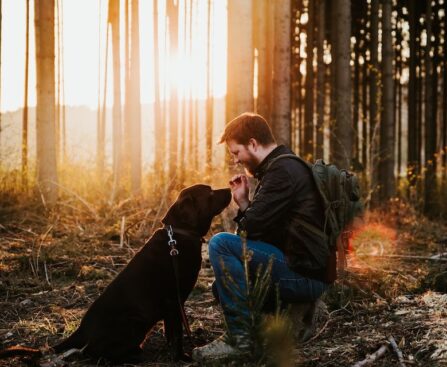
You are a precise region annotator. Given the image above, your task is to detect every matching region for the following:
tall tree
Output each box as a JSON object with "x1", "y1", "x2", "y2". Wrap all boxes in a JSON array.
[
  {"x1": 254, "y1": 0, "x2": 273, "y2": 123},
  {"x1": 205, "y1": 0, "x2": 213, "y2": 173},
  {"x1": 34, "y1": 0, "x2": 58, "y2": 204},
  {"x1": 315, "y1": 0, "x2": 325, "y2": 159},
  {"x1": 0, "y1": 0, "x2": 2, "y2": 152},
  {"x1": 303, "y1": 0, "x2": 315, "y2": 160},
  {"x1": 97, "y1": 4, "x2": 108, "y2": 180},
  {"x1": 22, "y1": 0, "x2": 30, "y2": 188},
  {"x1": 379, "y1": 0, "x2": 395, "y2": 199},
  {"x1": 153, "y1": 0, "x2": 165, "y2": 183},
  {"x1": 369, "y1": 0, "x2": 379, "y2": 197},
  {"x1": 407, "y1": 0, "x2": 418, "y2": 189},
  {"x1": 167, "y1": 0, "x2": 179, "y2": 184},
  {"x1": 271, "y1": 0, "x2": 291, "y2": 145},
  {"x1": 129, "y1": 0, "x2": 142, "y2": 193},
  {"x1": 330, "y1": 0, "x2": 352, "y2": 169},
  {"x1": 226, "y1": 0, "x2": 254, "y2": 122},
  {"x1": 424, "y1": 1, "x2": 437, "y2": 215},
  {"x1": 109, "y1": 0, "x2": 122, "y2": 195}
]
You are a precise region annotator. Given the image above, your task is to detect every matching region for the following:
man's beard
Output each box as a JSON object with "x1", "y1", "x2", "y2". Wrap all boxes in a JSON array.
[{"x1": 242, "y1": 154, "x2": 259, "y2": 176}]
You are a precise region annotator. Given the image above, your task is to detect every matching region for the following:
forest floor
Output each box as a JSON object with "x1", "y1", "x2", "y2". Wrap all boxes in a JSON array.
[{"x1": 1, "y1": 195, "x2": 447, "y2": 367}]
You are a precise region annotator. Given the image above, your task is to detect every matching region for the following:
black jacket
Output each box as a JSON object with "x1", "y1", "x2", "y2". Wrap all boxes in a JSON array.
[{"x1": 234, "y1": 145, "x2": 330, "y2": 282}]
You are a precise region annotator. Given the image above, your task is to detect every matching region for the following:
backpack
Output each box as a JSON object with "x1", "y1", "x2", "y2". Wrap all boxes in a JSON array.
[{"x1": 267, "y1": 154, "x2": 363, "y2": 278}]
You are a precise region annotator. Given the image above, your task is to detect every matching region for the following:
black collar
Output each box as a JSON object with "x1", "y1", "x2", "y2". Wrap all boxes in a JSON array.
[{"x1": 163, "y1": 225, "x2": 204, "y2": 242}]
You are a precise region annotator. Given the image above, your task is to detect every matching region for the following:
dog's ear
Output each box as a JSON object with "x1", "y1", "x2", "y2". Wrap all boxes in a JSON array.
[
  {"x1": 176, "y1": 194, "x2": 198, "y2": 227},
  {"x1": 162, "y1": 194, "x2": 198, "y2": 228}
]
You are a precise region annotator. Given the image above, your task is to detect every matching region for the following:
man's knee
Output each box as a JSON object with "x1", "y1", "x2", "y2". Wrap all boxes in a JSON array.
[{"x1": 208, "y1": 232, "x2": 240, "y2": 259}]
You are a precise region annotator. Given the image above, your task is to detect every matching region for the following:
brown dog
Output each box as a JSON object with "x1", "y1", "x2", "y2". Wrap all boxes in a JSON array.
[{"x1": 1, "y1": 185, "x2": 231, "y2": 363}]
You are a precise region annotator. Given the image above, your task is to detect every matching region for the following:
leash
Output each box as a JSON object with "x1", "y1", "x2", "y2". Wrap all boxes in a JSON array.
[{"x1": 165, "y1": 225, "x2": 203, "y2": 338}]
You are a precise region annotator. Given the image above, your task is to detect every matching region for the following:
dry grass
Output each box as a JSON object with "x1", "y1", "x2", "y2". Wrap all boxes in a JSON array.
[{"x1": 0, "y1": 170, "x2": 446, "y2": 366}]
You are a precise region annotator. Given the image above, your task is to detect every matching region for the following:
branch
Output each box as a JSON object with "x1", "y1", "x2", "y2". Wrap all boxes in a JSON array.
[
  {"x1": 388, "y1": 335, "x2": 406, "y2": 367},
  {"x1": 351, "y1": 344, "x2": 388, "y2": 367},
  {"x1": 360, "y1": 254, "x2": 447, "y2": 262}
]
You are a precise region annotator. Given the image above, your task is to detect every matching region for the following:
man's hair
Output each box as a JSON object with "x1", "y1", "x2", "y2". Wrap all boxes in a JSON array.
[{"x1": 219, "y1": 113, "x2": 276, "y2": 146}]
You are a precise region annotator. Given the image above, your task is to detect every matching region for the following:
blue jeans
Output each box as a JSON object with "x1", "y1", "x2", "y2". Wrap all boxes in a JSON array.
[{"x1": 208, "y1": 232, "x2": 329, "y2": 337}]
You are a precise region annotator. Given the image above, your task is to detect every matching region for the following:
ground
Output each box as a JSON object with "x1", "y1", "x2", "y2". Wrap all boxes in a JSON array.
[{"x1": 0, "y1": 197, "x2": 446, "y2": 366}]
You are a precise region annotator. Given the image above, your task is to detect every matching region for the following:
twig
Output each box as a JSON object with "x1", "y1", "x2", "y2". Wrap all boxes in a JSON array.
[
  {"x1": 351, "y1": 344, "x2": 389, "y2": 367},
  {"x1": 360, "y1": 254, "x2": 447, "y2": 262},
  {"x1": 49, "y1": 180, "x2": 98, "y2": 218},
  {"x1": 388, "y1": 335, "x2": 406, "y2": 367},
  {"x1": 120, "y1": 216, "x2": 126, "y2": 248}
]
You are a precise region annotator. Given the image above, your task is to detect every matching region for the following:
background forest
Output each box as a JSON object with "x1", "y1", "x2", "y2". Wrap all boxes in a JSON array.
[{"x1": 0, "y1": 0, "x2": 447, "y2": 366}]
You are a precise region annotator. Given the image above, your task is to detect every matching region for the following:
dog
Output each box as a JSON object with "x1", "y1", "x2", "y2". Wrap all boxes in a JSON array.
[{"x1": 0, "y1": 184, "x2": 231, "y2": 363}]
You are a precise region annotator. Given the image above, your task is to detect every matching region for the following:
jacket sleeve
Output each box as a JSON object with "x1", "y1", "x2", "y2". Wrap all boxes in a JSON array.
[{"x1": 234, "y1": 162, "x2": 303, "y2": 238}]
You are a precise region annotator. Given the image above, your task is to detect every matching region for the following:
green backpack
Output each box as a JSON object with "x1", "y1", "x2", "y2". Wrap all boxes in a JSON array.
[{"x1": 268, "y1": 154, "x2": 363, "y2": 274}]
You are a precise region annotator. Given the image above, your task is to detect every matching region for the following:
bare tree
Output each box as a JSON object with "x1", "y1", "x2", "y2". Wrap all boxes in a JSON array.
[
  {"x1": 271, "y1": 0, "x2": 291, "y2": 146},
  {"x1": 34, "y1": 0, "x2": 58, "y2": 204},
  {"x1": 226, "y1": 0, "x2": 254, "y2": 121},
  {"x1": 129, "y1": 0, "x2": 142, "y2": 194},
  {"x1": 109, "y1": 0, "x2": 122, "y2": 194},
  {"x1": 379, "y1": 0, "x2": 395, "y2": 199},
  {"x1": 22, "y1": 0, "x2": 30, "y2": 188},
  {"x1": 303, "y1": 0, "x2": 315, "y2": 160},
  {"x1": 315, "y1": 0, "x2": 325, "y2": 159},
  {"x1": 205, "y1": 0, "x2": 213, "y2": 173},
  {"x1": 330, "y1": 0, "x2": 352, "y2": 169}
]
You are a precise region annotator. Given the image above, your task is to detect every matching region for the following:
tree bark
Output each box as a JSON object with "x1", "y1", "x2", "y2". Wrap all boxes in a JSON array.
[
  {"x1": 205, "y1": 0, "x2": 213, "y2": 174},
  {"x1": 34, "y1": 0, "x2": 58, "y2": 205},
  {"x1": 315, "y1": 0, "x2": 325, "y2": 159},
  {"x1": 129, "y1": 0, "x2": 142, "y2": 194},
  {"x1": 303, "y1": 0, "x2": 315, "y2": 159},
  {"x1": 379, "y1": 0, "x2": 395, "y2": 199},
  {"x1": 330, "y1": 0, "x2": 352, "y2": 169},
  {"x1": 22, "y1": 0, "x2": 30, "y2": 188},
  {"x1": 369, "y1": 0, "x2": 379, "y2": 199},
  {"x1": 271, "y1": 0, "x2": 291, "y2": 146},
  {"x1": 424, "y1": 1, "x2": 437, "y2": 215},
  {"x1": 168, "y1": 0, "x2": 179, "y2": 185},
  {"x1": 109, "y1": 0, "x2": 122, "y2": 195},
  {"x1": 226, "y1": 0, "x2": 254, "y2": 122}
]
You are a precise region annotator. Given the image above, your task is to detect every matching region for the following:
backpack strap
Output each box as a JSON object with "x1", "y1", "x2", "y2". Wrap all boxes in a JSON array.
[{"x1": 265, "y1": 153, "x2": 327, "y2": 242}]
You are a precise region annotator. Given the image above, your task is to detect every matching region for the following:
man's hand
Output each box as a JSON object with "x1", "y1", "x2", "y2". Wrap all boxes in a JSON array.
[{"x1": 229, "y1": 174, "x2": 250, "y2": 211}]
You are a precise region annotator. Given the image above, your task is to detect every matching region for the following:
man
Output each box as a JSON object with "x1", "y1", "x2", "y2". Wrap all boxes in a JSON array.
[{"x1": 192, "y1": 113, "x2": 331, "y2": 361}]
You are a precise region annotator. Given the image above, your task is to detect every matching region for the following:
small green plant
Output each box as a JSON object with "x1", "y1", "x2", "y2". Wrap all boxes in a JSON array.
[{"x1": 219, "y1": 231, "x2": 295, "y2": 366}]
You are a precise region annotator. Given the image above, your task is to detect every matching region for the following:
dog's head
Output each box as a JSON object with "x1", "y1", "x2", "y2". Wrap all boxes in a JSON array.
[{"x1": 162, "y1": 184, "x2": 232, "y2": 236}]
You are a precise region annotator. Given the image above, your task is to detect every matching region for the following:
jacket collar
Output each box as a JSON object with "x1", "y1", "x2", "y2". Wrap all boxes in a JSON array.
[{"x1": 253, "y1": 145, "x2": 291, "y2": 179}]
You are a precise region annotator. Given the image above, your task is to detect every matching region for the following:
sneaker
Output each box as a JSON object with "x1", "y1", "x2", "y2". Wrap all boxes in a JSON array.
[{"x1": 192, "y1": 334, "x2": 248, "y2": 362}]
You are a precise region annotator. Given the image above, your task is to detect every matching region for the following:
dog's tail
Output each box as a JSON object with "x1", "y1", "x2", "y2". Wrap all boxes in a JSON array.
[
  {"x1": 0, "y1": 345, "x2": 42, "y2": 359},
  {"x1": 52, "y1": 328, "x2": 86, "y2": 353}
]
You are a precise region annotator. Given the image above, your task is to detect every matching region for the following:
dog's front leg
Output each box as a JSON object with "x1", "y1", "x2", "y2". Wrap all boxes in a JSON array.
[{"x1": 164, "y1": 298, "x2": 188, "y2": 361}]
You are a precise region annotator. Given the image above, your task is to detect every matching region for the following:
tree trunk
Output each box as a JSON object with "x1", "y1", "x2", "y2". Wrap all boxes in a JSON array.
[
  {"x1": 369, "y1": 0, "x2": 379, "y2": 200},
  {"x1": 97, "y1": 11, "x2": 109, "y2": 180},
  {"x1": 271, "y1": 0, "x2": 291, "y2": 146},
  {"x1": 34, "y1": 0, "x2": 58, "y2": 205},
  {"x1": 303, "y1": 0, "x2": 314, "y2": 160},
  {"x1": 205, "y1": 0, "x2": 213, "y2": 174},
  {"x1": 226, "y1": 0, "x2": 254, "y2": 121},
  {"x1": 167, "y1": 0, "x2": 179, "y2": 184},
  {"x1": 424, "y1": 2, "x2": 437, "y2": 215},
  {"x1": 22, "y1": 0, "x2": 30, "y2": 188},
  {"x1": 129, "y1": 0, "x2": 142, "y2": 194},
  {"x1": 379, "y1": 0, "x2": 395, "y2": 199},
  {"x1": 0, "y1": 0, "x2": 2, "y2": 152},
  {"x1": 315, "y1": 0, "x2": 325, "y2": 159},
  {"x1": 109, "y1": 0, "x2": 122, "y2": 196},
  {"x1": 407, "y1": 0, "x2": 418, "y2": 189},
  {"x1": 330, "y1": 0, "x2": 352, "y2": 169},
  {"x1": 153, "y1": 0, "x2": 165, "y2": 183},
  {"x1": 254, "y1": 0, "x2": 272, "y2": 123}
]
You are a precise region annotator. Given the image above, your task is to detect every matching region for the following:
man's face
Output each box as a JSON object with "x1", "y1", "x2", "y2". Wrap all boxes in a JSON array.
[{"x1": 226, "y1": 139, "x2": 259, "y2": 176}]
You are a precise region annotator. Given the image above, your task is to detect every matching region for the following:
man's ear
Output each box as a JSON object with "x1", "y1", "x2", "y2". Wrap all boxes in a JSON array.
[{"x1": 248, "y1": 138, "x2": 258, "y2": 152}]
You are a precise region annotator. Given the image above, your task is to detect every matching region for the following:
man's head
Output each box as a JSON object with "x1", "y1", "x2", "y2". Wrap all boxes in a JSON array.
[{"x1": 219, "y1": 113, "x2": 277, "y2": 175}]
